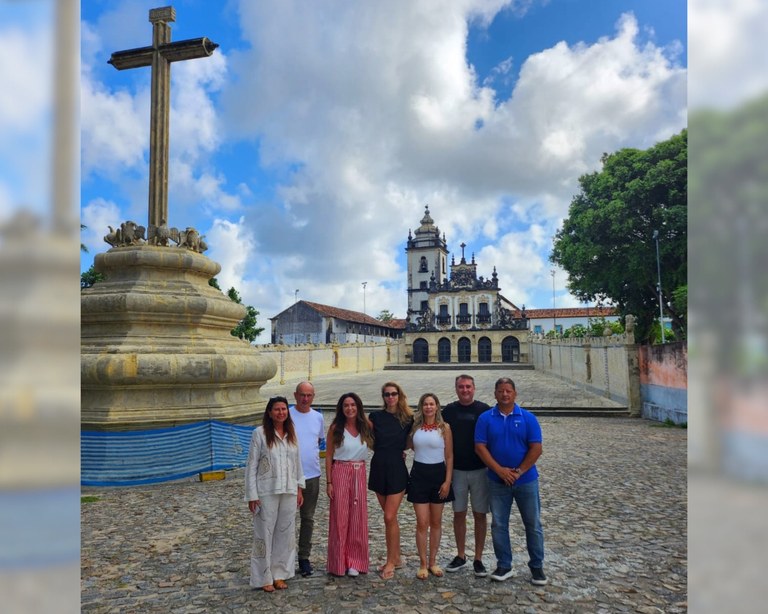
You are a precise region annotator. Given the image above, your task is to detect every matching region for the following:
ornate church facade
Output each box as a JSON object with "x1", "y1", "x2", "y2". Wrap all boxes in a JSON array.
[{"x1": 404, "y1": 206, "x2": 530, "y2": 364}]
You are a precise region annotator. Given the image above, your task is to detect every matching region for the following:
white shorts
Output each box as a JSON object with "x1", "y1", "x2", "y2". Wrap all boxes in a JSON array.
[{"x1": 451, "y1": 468, "x2": 489, "y2": 514}]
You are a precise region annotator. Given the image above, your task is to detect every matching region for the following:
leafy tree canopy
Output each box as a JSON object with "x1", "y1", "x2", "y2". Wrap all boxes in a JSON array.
[
  {"x1": 210, "y1": 277, "x2": 265, "y2": 343},
  {"x1": 551, "y1": 130, "x2": 687, "y2": 343},
  {"x1": 81, "y1": 264, "x2": 105, "y2": 289},
  {"x1": 376, "y1": 309, "x2": 395, "y2": 322}
]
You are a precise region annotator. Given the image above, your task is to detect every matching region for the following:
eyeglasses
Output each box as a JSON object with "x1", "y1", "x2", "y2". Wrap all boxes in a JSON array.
[{"x1": 382, "y1": 392, "x2": 399, "y2": 398}]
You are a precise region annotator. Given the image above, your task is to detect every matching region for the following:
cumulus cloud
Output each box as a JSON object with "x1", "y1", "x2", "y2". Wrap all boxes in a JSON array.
[
  {"x1": 216, "y1": 2, "x2": 684, "y2": 315},
  {"x1": 81, "y1": 0, "x2": 686, "y2": 324},
  {"x1": 81, "y1": 1, "x2": 235, "y2": 223},
  {"x1": 81, "y1": 198, "x2": 123, "y2": 254}
]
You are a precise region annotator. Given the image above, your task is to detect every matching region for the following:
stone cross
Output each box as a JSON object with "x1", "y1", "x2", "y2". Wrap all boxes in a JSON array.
[{"x1": 108, "y1": 6, "x2": 218, "y2": 229}]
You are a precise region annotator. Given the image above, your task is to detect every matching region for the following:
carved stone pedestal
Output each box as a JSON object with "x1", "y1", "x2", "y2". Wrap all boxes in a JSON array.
[{"x1": 81, "y1": 246, "x2": 276, "y2": 431}]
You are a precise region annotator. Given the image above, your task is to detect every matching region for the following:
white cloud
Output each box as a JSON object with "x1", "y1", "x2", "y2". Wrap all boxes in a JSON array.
[
  {"x1": 82, "y1": 1, "x2": 687, "y2": 327},
  {"x1": 81, "y1": 78, "x2": 148, "y2": 176},
  {"x1": 81, "y1": 198, "x2": 124, "y2": 254},
  {"x1": 204, "y1": 217, "x2": 256, "y2": 295},
  {"x1": 81, "y1": 1, "x2": 234, "y2": 220}
]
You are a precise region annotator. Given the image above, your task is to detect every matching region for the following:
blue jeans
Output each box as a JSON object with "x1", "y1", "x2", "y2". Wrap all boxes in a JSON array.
[{"x1": 488, "y1": 478, "x2": 544, "y2": 569}]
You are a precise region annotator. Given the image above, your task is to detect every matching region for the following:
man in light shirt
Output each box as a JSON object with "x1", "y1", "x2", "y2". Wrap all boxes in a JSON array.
[{"x1": 289, "y1": 381, "x2": 325, "y2": 577}]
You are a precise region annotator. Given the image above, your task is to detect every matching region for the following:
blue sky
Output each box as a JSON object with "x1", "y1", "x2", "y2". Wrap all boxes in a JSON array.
[{"x1": 75, "y1": 0, "x2": 687, "y2": 342}]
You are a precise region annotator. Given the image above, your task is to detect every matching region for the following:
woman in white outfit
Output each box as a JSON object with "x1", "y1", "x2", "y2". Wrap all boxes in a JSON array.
[
  {"x1": 245, "y1": 396, "x2": 305, "y2": 592},
  {"x1": 407, "y1": 392, "x2": 454, "y2": 580}
]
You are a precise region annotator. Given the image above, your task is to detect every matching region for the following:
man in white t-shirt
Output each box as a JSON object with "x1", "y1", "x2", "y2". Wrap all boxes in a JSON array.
[{"x1": 289, "y1": 381, "x2": 325, "y2": 577}]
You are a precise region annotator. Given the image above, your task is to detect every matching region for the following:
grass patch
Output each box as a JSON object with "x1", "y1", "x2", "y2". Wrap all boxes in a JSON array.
[{"x1": 81, "y1": 495, "x2": 101, "y2": 503}]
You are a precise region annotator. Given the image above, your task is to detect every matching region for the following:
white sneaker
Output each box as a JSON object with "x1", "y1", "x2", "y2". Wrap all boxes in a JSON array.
[{"x1": 347, "y1": 568, "x2": 359, "y2": 577}]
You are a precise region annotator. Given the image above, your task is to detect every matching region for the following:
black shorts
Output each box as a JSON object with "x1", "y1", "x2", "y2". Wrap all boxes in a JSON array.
[
  {"x1": 368, "y1": 450, "x2": 408, "y2": 495},
  {"x1": 407, "y1": 461, "x2": 455, "y2": 504}
]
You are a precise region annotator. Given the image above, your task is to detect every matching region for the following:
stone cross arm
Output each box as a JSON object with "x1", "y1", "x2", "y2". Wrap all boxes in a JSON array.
[{"x1": 108, "y1": 37, "x2": 219, "y2": 70}]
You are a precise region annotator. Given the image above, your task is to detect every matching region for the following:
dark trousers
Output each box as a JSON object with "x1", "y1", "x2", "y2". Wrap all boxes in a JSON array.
[{"x1": 298, "y1": 476, "x2": 320, "y2": 560}]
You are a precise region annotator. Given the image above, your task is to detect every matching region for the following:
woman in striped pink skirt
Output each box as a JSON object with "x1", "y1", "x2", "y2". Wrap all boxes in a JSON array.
[{"x1": 325, "y1": 392, "x2": 374, "y2": 577}]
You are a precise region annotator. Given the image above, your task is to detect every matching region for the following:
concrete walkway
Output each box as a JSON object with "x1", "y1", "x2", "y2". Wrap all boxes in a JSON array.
[{"x1": 81, "y1": 369, "x2": 686, "y2": 612}]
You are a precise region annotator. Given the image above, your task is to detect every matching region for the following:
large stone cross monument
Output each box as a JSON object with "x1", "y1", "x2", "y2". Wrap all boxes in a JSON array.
[
  {"x1": 108, "y1": 6, "x2": 218, "y2": 229},
  {"x1": 81, "y1": 6, "x2": 276, "y2": 433}
]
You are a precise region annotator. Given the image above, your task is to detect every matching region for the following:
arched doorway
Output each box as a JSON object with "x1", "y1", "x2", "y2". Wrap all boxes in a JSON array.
[
  {"x1": 458, "y1": 337, "x2": 471, "y2": 362},
  {"x1": 478, "y1": 337, "x2": 492, "y2": 363},
  {"x1": 502, "y1": 336, "x2": 520, "y2": 362},
  {"x1": 413, "y1": 338, "x2": 429, "y2": 363},
  {"x1": 438, "y1": 337, "x2": 451, "y2": 363}
]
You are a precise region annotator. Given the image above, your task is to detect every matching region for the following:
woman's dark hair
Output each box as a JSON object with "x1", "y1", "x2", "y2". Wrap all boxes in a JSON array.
[
  {"x1": 262, "y1": 396, "x2": 297, "y2": 447},
  {"x1": 330, "y1": 392, "x2": 374, "y2": 449}
]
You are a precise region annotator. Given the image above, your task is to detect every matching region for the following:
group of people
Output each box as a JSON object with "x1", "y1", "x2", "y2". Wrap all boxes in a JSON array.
[{"x1": 244, "y1": 375, "x2": 548, "y2": 592}]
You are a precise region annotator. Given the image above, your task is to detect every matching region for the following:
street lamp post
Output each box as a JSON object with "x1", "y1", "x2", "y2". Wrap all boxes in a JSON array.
[
  {"x1": 362, "y1": 281, "x2": 367, "y2": 315},
  {"x1": 551, "y1": 269, "x2": 557, "y2": 335},
  {"x1": 652, "y1": 230, "x2": 666, "y2": 343},
  {"x1": 293, "y1": 289, "x2": 299, "y2": 345}
]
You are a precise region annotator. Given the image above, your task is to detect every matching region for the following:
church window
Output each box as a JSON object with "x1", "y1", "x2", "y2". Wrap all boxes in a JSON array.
[
  {"x1": 478, "y1": 302, "x2": 491, "y2": 323},
  {"x1": 419, "y1": 256, "x2": 428, "y2": 272},
  {"x1": 437, "y1": 304, "x2": 451, "y2": 325},
  {"x1": 457, "y1": 302, "x2": 471, "y2": 325}
]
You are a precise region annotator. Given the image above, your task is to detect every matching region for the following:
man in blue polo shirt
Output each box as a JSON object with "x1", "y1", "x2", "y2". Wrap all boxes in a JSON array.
[{"x1": 474, "y1": 377, "x2": 547, "y2": 585}]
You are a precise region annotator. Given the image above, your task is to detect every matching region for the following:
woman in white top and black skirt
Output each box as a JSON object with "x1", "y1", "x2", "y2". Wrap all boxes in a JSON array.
[
  {"x1": 325, "y1": 392, "x2": 374, "y2": 577},
  {"x1": 407, "y1": 392, "x2": 454, "y2": 580}
]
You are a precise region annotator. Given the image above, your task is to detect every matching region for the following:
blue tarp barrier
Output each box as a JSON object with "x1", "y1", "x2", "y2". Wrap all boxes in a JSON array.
[{"x1": 81, "y1": 420, "x2": 254, "y2": 486}]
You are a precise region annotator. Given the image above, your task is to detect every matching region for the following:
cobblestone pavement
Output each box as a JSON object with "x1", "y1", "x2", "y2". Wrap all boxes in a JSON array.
[{"x1": 82, "y1": 412, "x2": 687, "y2": 612}]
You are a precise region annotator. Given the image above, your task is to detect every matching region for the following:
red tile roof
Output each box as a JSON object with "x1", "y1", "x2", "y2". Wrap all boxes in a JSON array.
[{"x1": 302, "y1": 300, "x2": 402, "y2": 329}]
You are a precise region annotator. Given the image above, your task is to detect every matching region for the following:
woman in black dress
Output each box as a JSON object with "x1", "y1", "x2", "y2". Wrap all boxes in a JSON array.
[{"x1": 367, "y1": 381, "x2": 413, "y2": 579}]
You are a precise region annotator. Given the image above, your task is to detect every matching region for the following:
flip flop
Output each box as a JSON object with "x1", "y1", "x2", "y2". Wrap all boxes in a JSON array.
[
  {"x1": 273, "y1": 579, "x2": 288, "y2": 590},
  {"x1": 416, "y1": 567, "x2": 428, "y2": 580},
  {"x1": 262, "y1": 584, "x2": 275, "y2": 593},
  {"x1": 429, "y1": 565, "x2": 444, "y2": 577},
  {"x1": 380, "y1": 566, "x2": 395, "y2": 580},
  {"x1": 378, "y1": 560, "x2": 404, "y2": 571}
]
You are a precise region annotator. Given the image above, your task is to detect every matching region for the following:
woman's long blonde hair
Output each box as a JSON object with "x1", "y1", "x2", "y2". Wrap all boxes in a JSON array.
[
  {"x1": 380, "y1": 381, "x2": 413, "y2": 426},
  {"x1": 411, "y1": 392, "x2": 446, "y2": 437}
]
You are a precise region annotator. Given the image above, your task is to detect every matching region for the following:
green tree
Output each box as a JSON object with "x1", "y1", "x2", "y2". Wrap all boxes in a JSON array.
[
  {"x1": 81, "y1": 264, "x2": 105, "y2": 289},
  {"x1": 376, "y1": 309, "x2": 395, "y2": 322},
  {"x1": 551, "y1": 130, "x2": 687, "y2": 343},
  {"x1": 588, "y1": 317, "x2": 624, "y2": 338},
  {"x1": 210, "y1": 277, "x2": 265, "y2": 342},
  {"x1": 563, "y1": 324, "x2": 587, "y2": 338}
]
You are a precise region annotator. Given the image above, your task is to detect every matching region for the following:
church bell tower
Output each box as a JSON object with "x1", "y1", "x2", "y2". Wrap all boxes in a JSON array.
[{"x1": 405, "y1": 206, "x2": 448, "y2": 328}]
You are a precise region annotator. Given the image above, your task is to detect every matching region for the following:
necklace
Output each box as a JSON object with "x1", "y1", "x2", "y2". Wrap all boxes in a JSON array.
[{"x1": 421, "y1": 422, "x2": 438, "y2": 432}]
